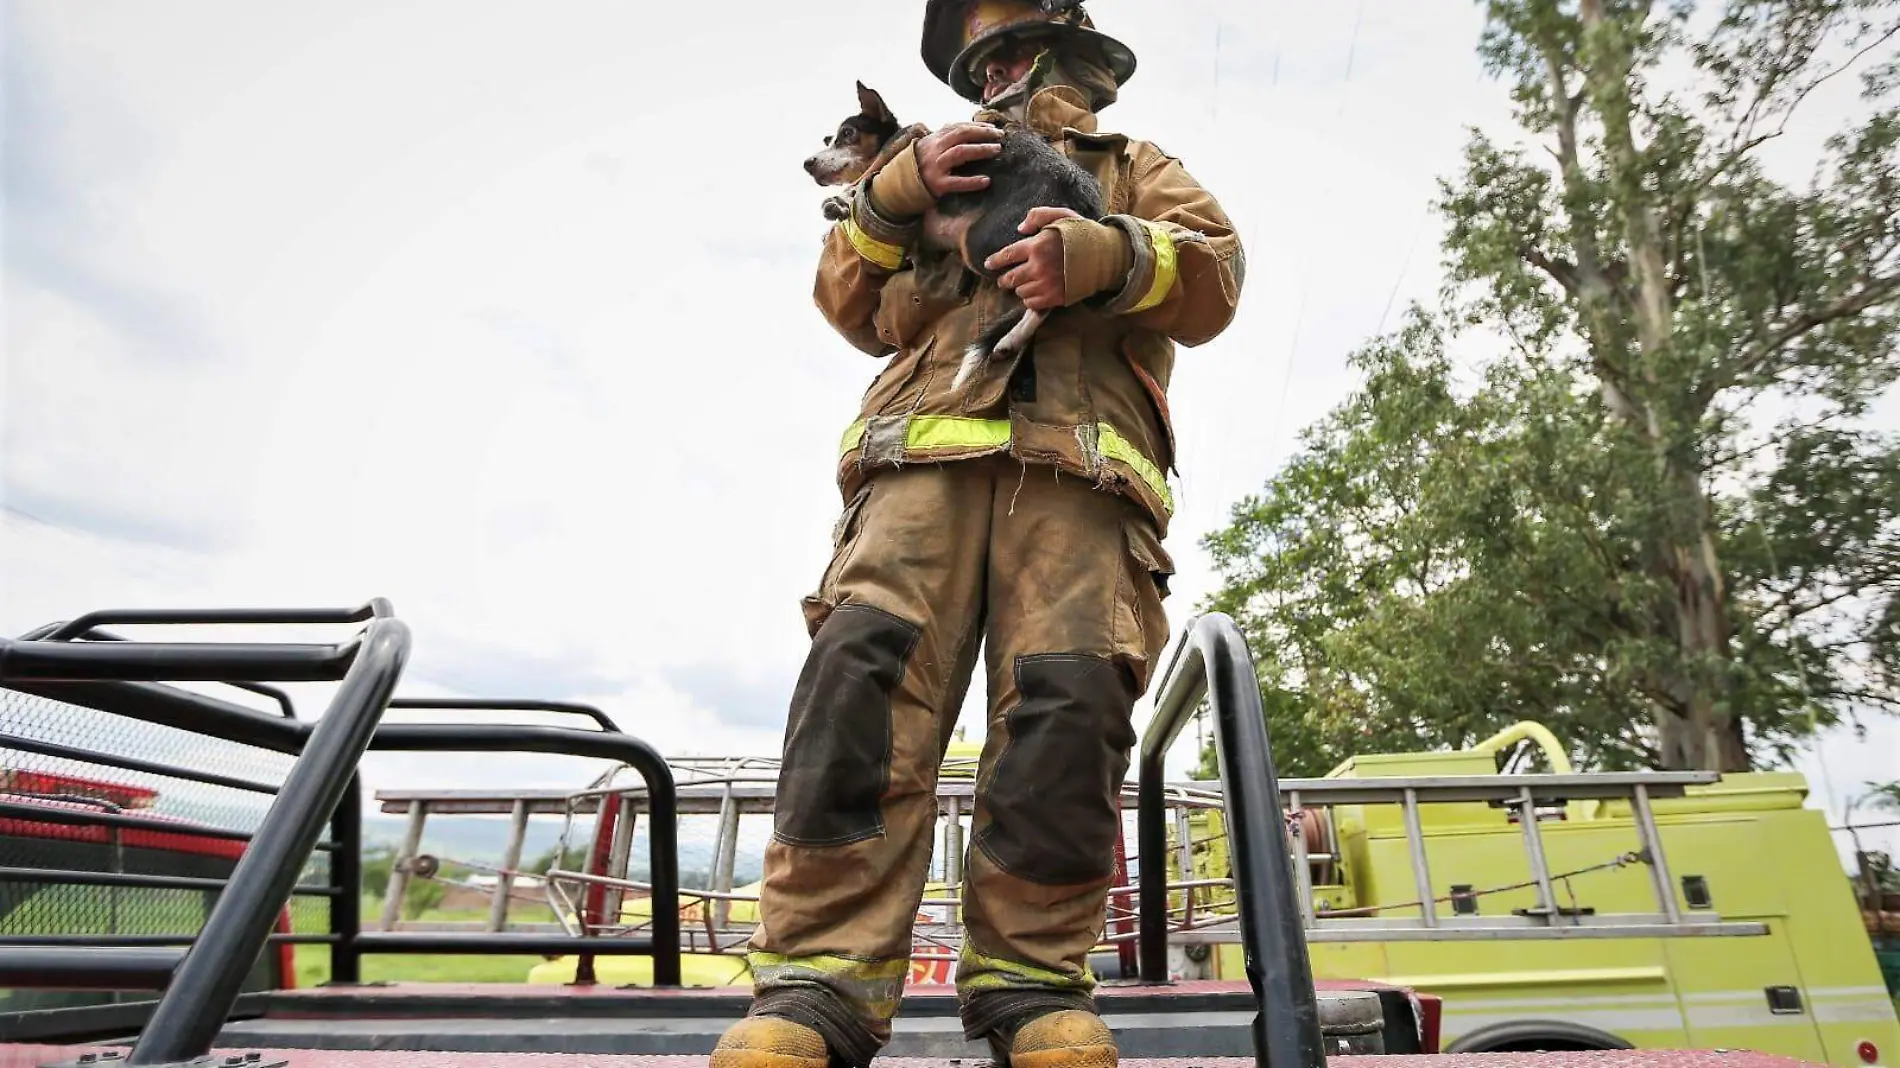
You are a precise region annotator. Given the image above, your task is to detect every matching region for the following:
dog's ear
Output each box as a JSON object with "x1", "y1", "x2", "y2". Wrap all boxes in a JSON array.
[{"x1": 856, "y1": 81, "x2": 897, "y2": 125}]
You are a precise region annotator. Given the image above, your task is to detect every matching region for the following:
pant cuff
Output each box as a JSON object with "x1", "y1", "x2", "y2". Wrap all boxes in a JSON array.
[
  {"x1": 959, "y1": 988, "x2": 1100, "y2": 1044},
  {"x1": 751, "y1": 984, "x2": 884, "y2": 1068}
]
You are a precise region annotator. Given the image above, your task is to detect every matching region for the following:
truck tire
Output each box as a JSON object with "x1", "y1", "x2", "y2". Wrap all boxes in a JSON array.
[{"x1": 1446, "y1": 1020, "x2": 1634, "y2": 1053}]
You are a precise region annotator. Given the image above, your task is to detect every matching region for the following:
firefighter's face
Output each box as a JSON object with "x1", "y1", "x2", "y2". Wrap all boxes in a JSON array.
[{"x1": 978, "y1": 33, "x2": 1046, "y2": 102}]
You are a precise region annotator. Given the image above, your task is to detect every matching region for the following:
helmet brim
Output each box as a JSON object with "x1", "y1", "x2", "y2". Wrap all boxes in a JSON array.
[{"x1": 946, "y1": 25, "x2": 1135, "y2": 103}]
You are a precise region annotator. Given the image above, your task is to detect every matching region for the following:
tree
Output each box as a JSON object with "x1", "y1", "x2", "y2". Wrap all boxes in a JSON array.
[
  {"x1": 1205, "y1": 0, "x2": 1900, "y2": 775},
  {"x1": 527, "y1": 843, "x2": 591, "y2": 876},
  {"x1": 356, "y1": 842, "x2": 452, "y2": 919},
  {"x1": 1869, "y1": 779, "x2": 1900, "y2": 810},
  {"x1": 361, "y1": 843, "x2": 397, "y2": 898}
]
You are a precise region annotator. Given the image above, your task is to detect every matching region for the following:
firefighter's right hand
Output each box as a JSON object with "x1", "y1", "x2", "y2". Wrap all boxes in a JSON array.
[{"x1": 916, "y1": 123, "x2": 1004, "y2": 198}]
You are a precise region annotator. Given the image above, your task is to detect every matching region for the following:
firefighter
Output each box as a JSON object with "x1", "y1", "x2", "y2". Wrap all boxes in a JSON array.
[{"x1": 714, "y1": 3, "x2": 1244, "y2": 1066}]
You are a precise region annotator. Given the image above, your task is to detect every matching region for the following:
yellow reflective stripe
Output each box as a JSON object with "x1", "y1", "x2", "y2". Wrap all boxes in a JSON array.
[
  {"x1": 907, "y1": 415, "x2": 1012, "y2": 451},
  {"x1": 841, "y1": 208, "x2": 905, "y2": 271},
  {"x1": 839, "y1": 417, "x2": 1173, "y2": 515},
  {"x1": 1097, "y1": 422, "x2": 1173, "y2": 514},
  {"x1": 956, "y1": 945, "x2": 1094, "y2": 992},
  {"x1": 747, "y1": 952, "x2": 909, "y2": 1021},
  {"x1": 839, "y1": 416, "x2": 1011, "y2": 454},
  {"x1": 747, "y1": 952, "x2": 909, "y2": 977},
  {"x1": 1127, "y1": 221, "x2": 1178, "y2": 313}
]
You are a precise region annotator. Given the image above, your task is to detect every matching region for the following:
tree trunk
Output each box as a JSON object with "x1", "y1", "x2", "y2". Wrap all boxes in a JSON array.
[
  {"x1": 1574, "y1": 0, "x2": 1748, "y2": 773},
  {"x1": 1651, "y1": 481, "x2": 1750, "y2": 772}
]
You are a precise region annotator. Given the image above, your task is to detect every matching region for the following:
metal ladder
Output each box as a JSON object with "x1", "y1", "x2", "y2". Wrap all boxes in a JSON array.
[{"x1": 1161, "y1": 770, "x2": 1770, "y2": 944}]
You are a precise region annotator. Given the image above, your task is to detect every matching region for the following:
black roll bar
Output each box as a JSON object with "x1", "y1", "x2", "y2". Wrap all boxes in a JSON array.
[
  {"x1": 1137, "y1": 613, "x2": 1325, "y2": 1068},
  {"x1": 0, "y1": 601, "x2": 685, "y2": 1058},
  {"x1": 368, "y1": 722, "x2": 680, "y2": 986},
  {"x1": 125, "y1": 616, "x2": 410, "y2": 1066},
  {"x1": 0, "y1": 947, "x2": 188, "y2": 991},
  {"x1": 386, "y1": 697, "x2": 622, "y2": 733},
  {"x1": 0, "y1": 605, "x2": 411, "y2": 1066},
  {"x1": 329, "y1": 772, "x2": 365, "y2": 985},
  {"x1": 0, "y1": 638, "x2": 364, "y2": 684},
  {"x1": 38, "y1": 602, "x2": 392, "y2": 643}
]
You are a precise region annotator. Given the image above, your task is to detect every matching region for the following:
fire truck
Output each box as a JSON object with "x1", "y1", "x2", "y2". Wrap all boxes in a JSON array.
[{"x1": 1162, "y1": 722, "x2": 1900, "y2": 1065}]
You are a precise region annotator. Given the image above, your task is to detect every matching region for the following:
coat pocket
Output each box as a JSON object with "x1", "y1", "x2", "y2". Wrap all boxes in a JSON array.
[
  {"x1": 874, "y1": 260, "x2": 961, "y2": 350},
  {"x1": 800, "y1": 482, "x2": 875, "y2": 637},
  {"x1": 1111, "y1": 514, "x2": 1176, "y2": 696}
]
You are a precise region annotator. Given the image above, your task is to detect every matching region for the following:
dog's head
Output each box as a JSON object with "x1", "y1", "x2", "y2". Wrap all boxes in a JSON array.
[{"x1": 804, "y1": 82, "x2": 900, "y2": 187}]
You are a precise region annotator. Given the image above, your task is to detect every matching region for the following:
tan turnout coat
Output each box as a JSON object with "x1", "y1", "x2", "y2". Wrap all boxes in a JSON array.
[{"x1": 813, "y1": 84, "x2": 1246, "y2": 542}]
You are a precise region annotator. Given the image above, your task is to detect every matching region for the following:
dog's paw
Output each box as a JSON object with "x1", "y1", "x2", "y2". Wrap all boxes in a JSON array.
[
  {"x1": 992, "y1": 307, "x2": 1047, "y2": 358},
  {"x1": 822, "y1": 195, "x2": 851, "y2": 221}
]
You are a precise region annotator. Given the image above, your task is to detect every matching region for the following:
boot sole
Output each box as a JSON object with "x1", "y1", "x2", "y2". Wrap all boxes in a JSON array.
[
  {"x1": 708, "y1": 1051, "x2": 829, "y2": 1068},
  {"x1": 1011, "y1": 1044, "x2": 1119, "y2": 1068}
]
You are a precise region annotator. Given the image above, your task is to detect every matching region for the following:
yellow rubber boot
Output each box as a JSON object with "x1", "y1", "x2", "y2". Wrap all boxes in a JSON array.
[
  {"x1": 709, "y1": 1016, "x2": 830, "y2": 1068},
  {"x1": 1007, "y1": 1009, "x2": 1119, "y2": 1068}
]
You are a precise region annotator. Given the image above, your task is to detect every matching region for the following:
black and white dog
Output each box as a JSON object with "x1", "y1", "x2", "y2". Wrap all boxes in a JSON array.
[{"x1": 803, "y1": 82, "x2": 1105, "y2": 391}]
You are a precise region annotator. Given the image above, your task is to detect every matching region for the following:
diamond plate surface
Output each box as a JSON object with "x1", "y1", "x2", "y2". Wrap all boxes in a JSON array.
[{"x1": 0, "y1": 1051, "x2": 1829, "y2": 1068}]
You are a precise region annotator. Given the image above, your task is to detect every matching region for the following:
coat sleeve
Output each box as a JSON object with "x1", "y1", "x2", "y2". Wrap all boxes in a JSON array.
[
  {"x1": 1092, "y1": 142, "x2": 1246, "y2": 348},
  {"x1": 812, "y1": 162, "x2": 928, "y2": 357}
]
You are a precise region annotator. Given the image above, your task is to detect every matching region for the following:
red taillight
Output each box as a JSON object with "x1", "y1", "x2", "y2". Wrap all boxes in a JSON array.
[{"x1": 1859, "y1": 1039, "x2": 1880, "y2": 1064}]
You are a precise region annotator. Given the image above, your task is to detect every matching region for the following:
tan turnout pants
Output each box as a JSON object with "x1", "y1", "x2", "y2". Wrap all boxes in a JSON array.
[{"x1": 743, "y1": 456, "x2": 1173, "y2": 1064}]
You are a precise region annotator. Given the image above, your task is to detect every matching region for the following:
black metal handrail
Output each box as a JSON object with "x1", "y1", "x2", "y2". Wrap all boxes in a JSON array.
[
  {"x1": 1, "y1": 602, "x2": 684, "y2": 1054},
  {"x1": 37, "y1": 602, "x2": 392, "y2": 643},
  {"x1": 125, "y1": 615, "x2": 410, "y2": 1065},
  {"x1": 21, "y1": 627, "x2": 303, "y2": 719},
  {"x1": 386, "y1": 697, "x2": 623, "y2": 733},
  {"x1": 363, "y1": 723, "x2": 680, "y2": 986},
  {"x1": 1138, "y1": 612, "x2": 1325, "y2": 1068},
  {"x1": 0, "y1": 604, "x2": 411, "y2": 1065},
  {"x1": 0, "y1": 637, "x2": 364, "y2": 684},
  {"x1": 2, "y1": 637, "x2": 684, "y2": 1002}
]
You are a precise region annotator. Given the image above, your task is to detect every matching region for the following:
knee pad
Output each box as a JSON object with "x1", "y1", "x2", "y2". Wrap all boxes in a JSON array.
[
  {"x1": 976, "y1": 653, "x2": 1137, "y2": 885},
  {"x1": 773, "y1": 603, "x2": 920, "y2": 847}
]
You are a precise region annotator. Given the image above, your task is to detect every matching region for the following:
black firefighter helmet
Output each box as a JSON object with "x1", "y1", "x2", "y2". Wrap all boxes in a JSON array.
[{"x1": 921, "y1": 0, "x2": 1137, "y2": 104}]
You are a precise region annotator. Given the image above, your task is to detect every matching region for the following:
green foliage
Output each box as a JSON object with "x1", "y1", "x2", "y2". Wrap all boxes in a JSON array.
[
  {"x1": 356, "y1": 843, "x2": 455, "y2": 919},
  {"x1": 1205, "y1": 0, "x2": 1900, "y2": 775},
  {"x1": 401, "y1": 877, "x2": 446, "y2": 920},
  {"x1": 527, "y1": 843, "x2": 591, "y2": 875},
  {"x1": 1858, "y1": 850, "x2": 1900, "y2": 893},
  {"x1": 361, "y1": 843, "x2": 396, "y2": 898}
]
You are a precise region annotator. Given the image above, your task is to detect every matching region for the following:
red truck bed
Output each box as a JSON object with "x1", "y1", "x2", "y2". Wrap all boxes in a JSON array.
[{"x1": 0, "y1": 1049, "x2": 1829, "y2": 1068}]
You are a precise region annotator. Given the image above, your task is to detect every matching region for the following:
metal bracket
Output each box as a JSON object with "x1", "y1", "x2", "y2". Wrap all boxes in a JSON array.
[{"x1": 41, "y1": 1053, "x2": 289, "y2": 1068}]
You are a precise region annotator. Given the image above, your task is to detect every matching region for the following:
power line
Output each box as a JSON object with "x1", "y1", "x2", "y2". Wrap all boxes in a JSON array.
[
  {"x1": 1212, "y1": 19, "x2": 1224, "y2": 123},
  {"x1": 1265, "y1": 283, "x2": 1313, "y2": 477},
  {"x1": 1378, "y1": 207, "x2": 1435, "y2": 334},
  {"x1": 1342, "y1": 0, "x2": 1368, "y2": 82},
  {"x1": 1335, "y1": 0, "x2": 1369, "y2": 118}
]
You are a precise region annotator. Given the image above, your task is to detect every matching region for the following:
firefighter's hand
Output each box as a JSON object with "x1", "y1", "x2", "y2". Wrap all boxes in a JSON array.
[
  {"x1": 916, "y1": 123, "x2": 1004, "y2": 197},
  {"x1": 987, "y1": 207, "x2": 1081, "y2": 312}
]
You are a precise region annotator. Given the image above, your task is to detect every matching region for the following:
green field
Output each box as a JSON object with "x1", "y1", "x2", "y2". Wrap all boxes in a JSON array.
[
  {"x1": 4, "y1": 886, "x2": 570, "y2": 988},
  {"x1": 292, "y1": 894, "x2": 559, "y2": 987},
  {"x1": 293, "y1": 945, "x2": 546, "y2": 987}
]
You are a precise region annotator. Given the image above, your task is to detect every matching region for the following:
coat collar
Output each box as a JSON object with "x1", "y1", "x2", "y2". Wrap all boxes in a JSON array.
[{"x1": 975, "y1": 84, "x2": 1125, "y2": 147}]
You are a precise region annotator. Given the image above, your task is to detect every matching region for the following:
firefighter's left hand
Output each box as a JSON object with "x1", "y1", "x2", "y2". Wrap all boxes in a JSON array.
[{"x1": 987, "y1": 207, "x2": 1082, "y2": 312}]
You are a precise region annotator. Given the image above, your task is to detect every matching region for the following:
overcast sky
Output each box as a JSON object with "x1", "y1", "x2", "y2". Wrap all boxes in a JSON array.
[{"x1": 3, "y1": 0, "x2": 1895, "y2": 861}]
